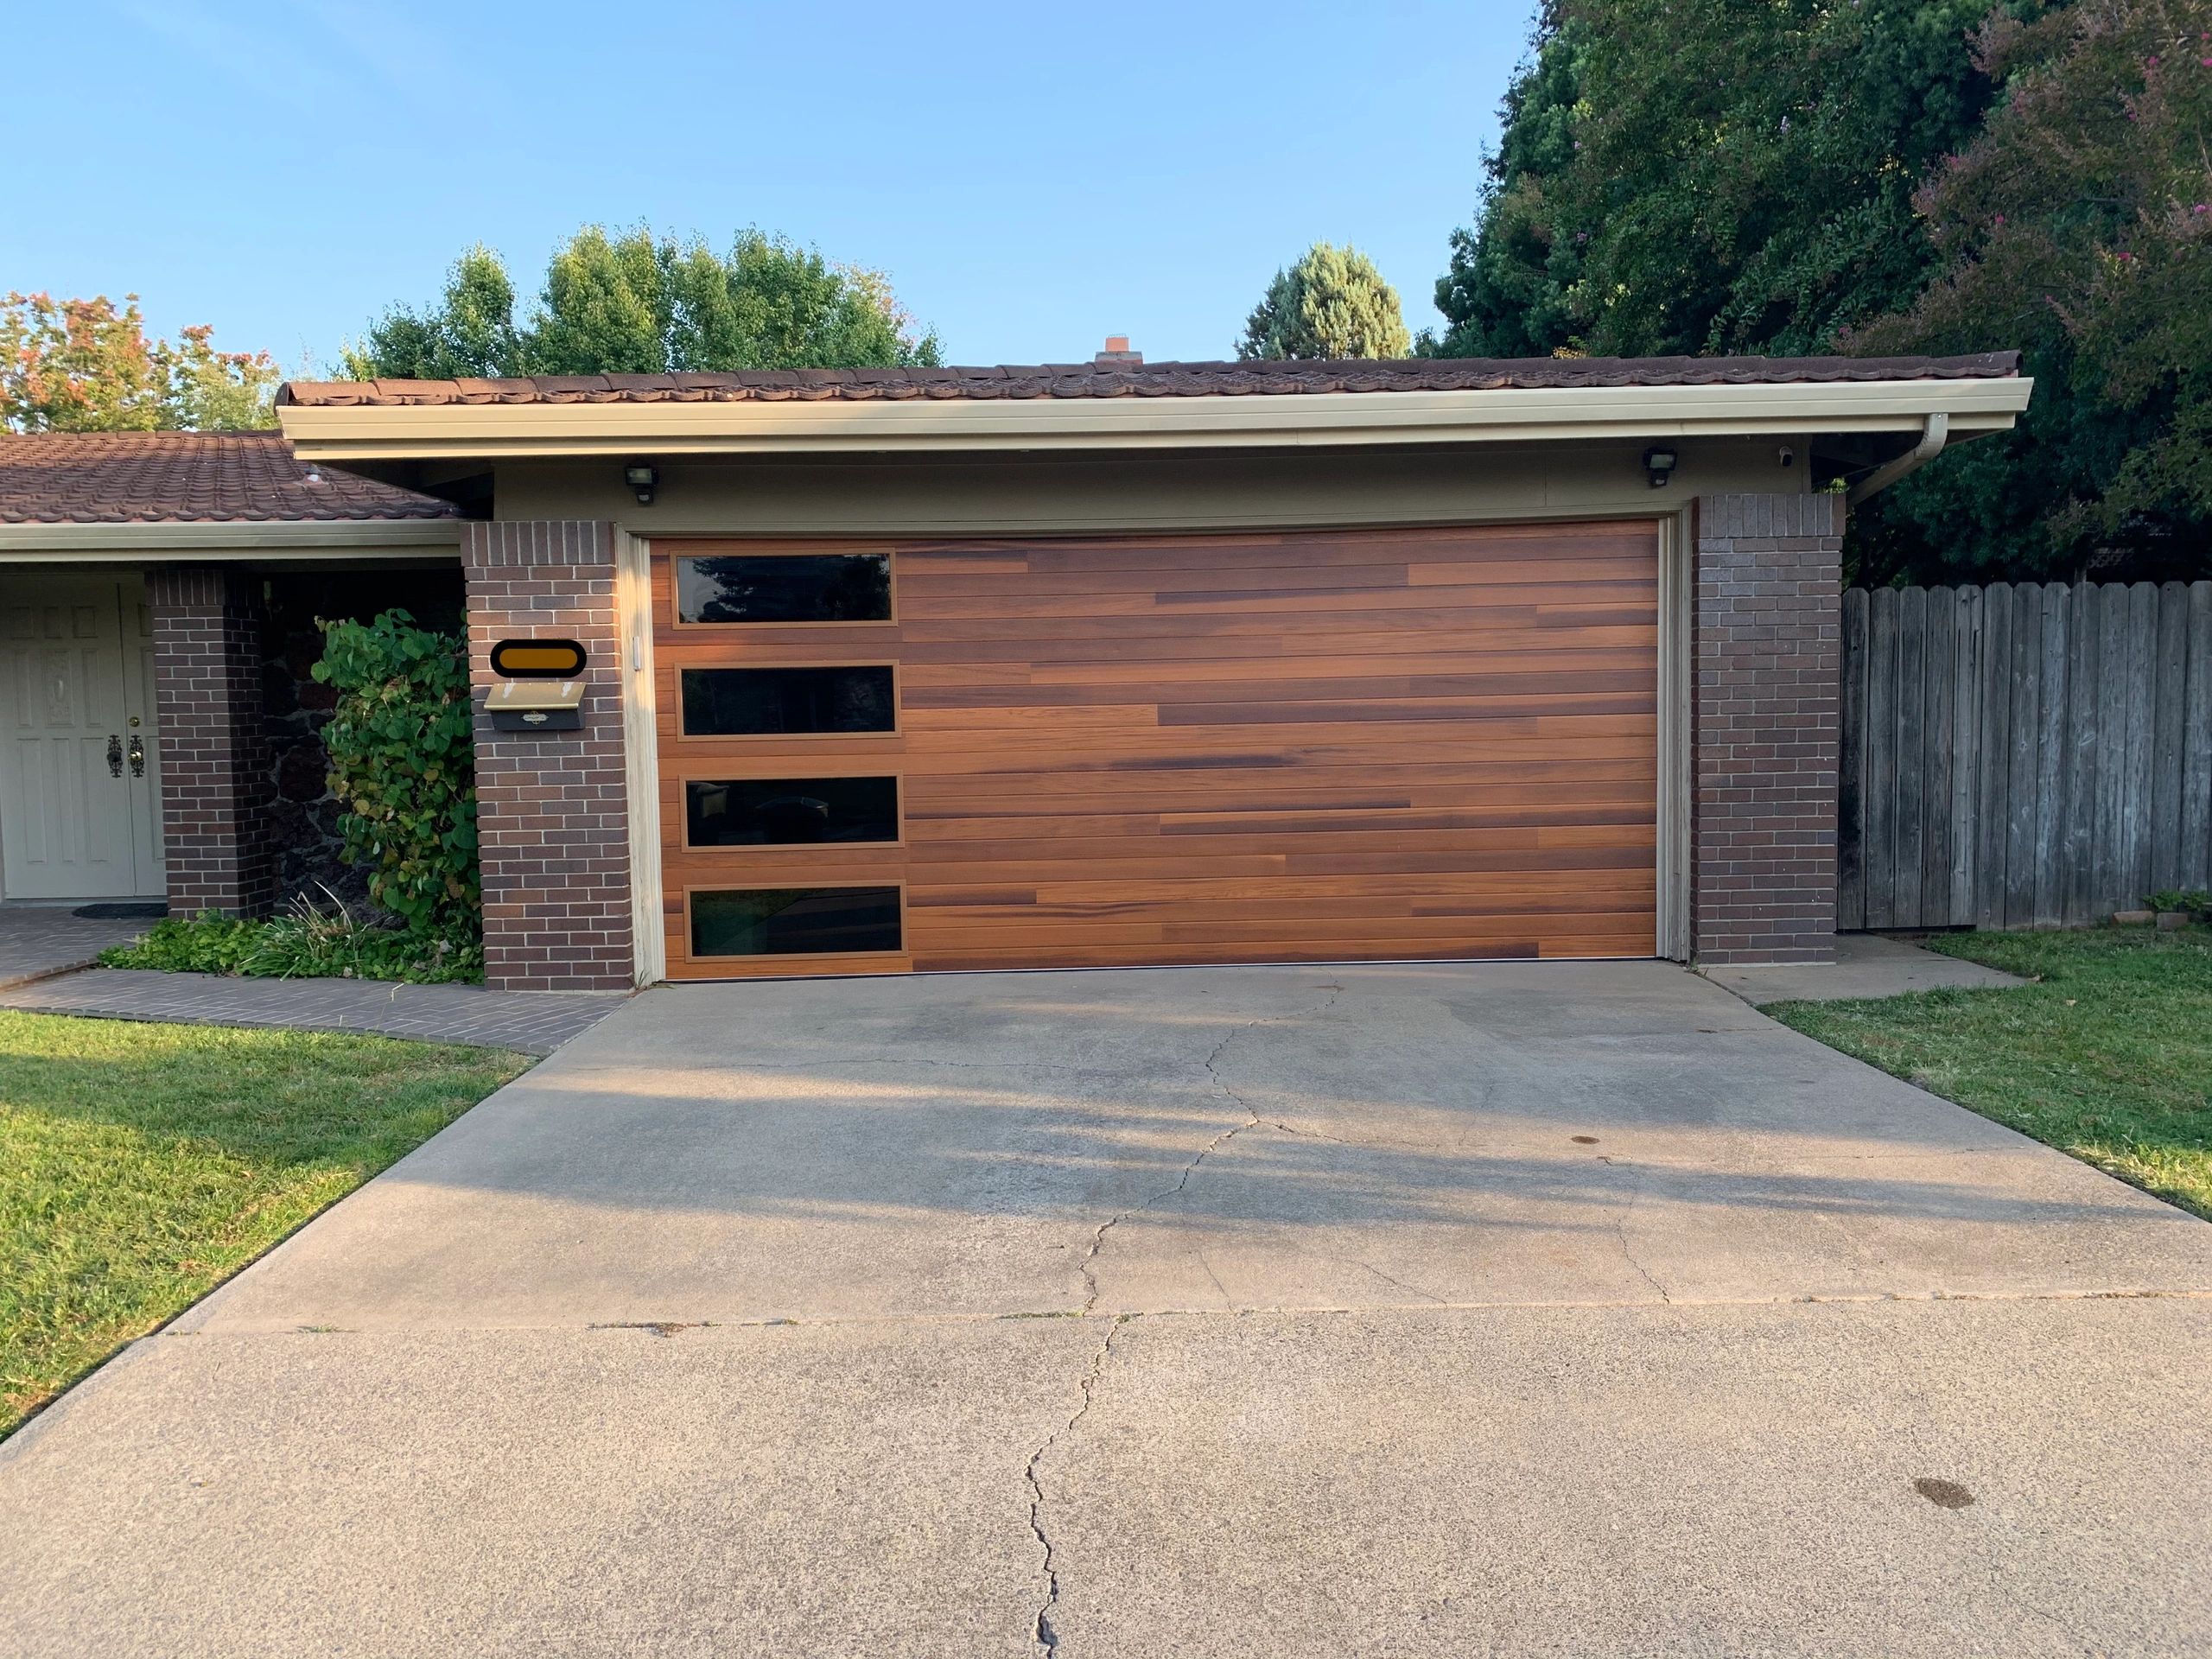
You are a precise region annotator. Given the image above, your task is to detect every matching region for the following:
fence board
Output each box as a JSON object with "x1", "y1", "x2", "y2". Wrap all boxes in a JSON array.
[
  {"x1": 1897, "y1": 585, "x2": 1928, "y2": 925},
  {"x1": 2063, "y1": 582, "x2": 2102, "y2": 924},
  {"x1": 2150, "y1": 582, "x2": 2189, "y2": 895},
  {"x1": 1975, "y1": 584, "x2": 2014, "y2": 926},
  {"x1": 2004, "y1": 588, "x2": 2043, "y2": 927},
  {"x1": 1837, "y1": 588, "x2": 1869, "y2": 929},
  {"x1": 2095, "y1": 582, "x2": 2130, "y2": 912},
  {"x1": 1840, "y1": 579, "x2": 2212, "y2": 931},
  {"x1": 1950, "y1": 585, "x2": 1982, "y2": 920},
  {"x1": 2123, "y1": 582, "x2": 2158, "y2": 906},
  {"x1": 2031, "y1": 582, "x2": 2069, "y2": 927},
  {"x1": 1866, "y1": 587, "x2": 1899, "y2": 929},
  {"x1": 1922, "y1": 589, "x2": 1956, "y2": 928},
  {"x1": 2185, "y1": 583, "x2": 2212, "y2": 892}
]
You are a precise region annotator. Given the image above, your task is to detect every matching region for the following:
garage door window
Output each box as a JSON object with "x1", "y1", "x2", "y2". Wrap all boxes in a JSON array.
[
  {"x1": 690, "y1": 887, "x2": 904, "y2": 957},
  {"x1": 676, "y1": 552, "x2": 893, "y2": 624},
  {"x1": 680, "y1": 666, "x2": 896, "y2": 736},
  {"x1": 685, "y1": 777, "x2": 899, "y2": 847}
]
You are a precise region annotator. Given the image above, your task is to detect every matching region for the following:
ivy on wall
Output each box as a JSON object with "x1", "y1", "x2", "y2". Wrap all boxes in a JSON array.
[{"x1": 312, "y1": 610, "x2": 479, "y2": 940}]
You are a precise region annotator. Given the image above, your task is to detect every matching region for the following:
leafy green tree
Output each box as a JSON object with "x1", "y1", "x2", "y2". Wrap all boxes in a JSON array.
[
  {"x1": 1422, "y1": 0, "x2": 2212, "y2": 584},
  {"x1": 1237, "y1": 242, "x2": 1412, "y2": 360},
  {"x1": 1, "y1": 292, "x2": 280, "y2": 431},
  {"x1": 1852, "y1": 0, "x2": 2212, "y2": 581},
  {"x1": 1428, "y1": 0, "x2": 2019, "y2": 360},
  {"x1": 338, "y1": 247, "x2": 518, "y2": 381},
  {"x1": 344, "y1": 226, "x2": 940, "y2": 378},
  {"x1": 1425, "y1": 5, "x2": 1591, "y2": 359}
]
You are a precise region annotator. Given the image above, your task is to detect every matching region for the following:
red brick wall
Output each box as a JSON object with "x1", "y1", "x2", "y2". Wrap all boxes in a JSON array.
[
  {"x1": 1692, "y1": 493, "x2": 1843, "y2": 964},
  {"x1": 463, "y1": 521, "x2": 633, "y2": 991},
  {"x1": 149, "y1": 566, "x2": 276, "y2": 917}
]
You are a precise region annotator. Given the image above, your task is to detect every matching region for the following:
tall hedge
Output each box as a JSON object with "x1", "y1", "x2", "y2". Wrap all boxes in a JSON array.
[{"x1": 312, "y1": 610, "x2": 478, "y2": 938}]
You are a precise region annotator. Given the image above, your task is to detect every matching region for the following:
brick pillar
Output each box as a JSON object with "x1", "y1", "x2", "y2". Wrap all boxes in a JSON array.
[
  {"x1": 1691, "y1": 494, "x2": 1843, "y2": 964},
  {"x1": 463, "y1": 522, "x2": 633, "y2": 992},
  {"x1": 149, "y1": 566, "x2": 276, "y2": 917}
]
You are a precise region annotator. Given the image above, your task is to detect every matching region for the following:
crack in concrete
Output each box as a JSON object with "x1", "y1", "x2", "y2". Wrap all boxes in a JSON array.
[
  {"x1": 1077, "y1": 984, "x2": 1344, "y2": 1313},
  {"x1": 1608, "y1": 1166, "x2": 1674, "y2": 1306},
  {"x1": 1340, "y1": 1258, "x2": 1452, "y2": 1305},
  {"x1": 1196, "y1": 1249, "x2": 1235, "y2": 1311},
  {"x1": 1024, "y1": 1317, "x2": 1123, "y2": 1656}
]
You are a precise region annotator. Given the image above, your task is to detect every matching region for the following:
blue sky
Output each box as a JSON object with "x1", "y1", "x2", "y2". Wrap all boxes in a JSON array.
[{"x1": 3, "y1": 1, "x2": 1534, "y2": 373}]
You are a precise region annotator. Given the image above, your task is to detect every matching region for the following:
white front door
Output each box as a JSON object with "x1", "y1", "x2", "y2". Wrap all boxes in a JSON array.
[{"x1": 0, "y1": 574, "x2": 167, "y2": 900}]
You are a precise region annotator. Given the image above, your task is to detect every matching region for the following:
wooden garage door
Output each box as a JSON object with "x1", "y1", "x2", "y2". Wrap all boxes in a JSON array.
[{"x1": 653, "y1": 522, "x2": 1658, "y2": 979}]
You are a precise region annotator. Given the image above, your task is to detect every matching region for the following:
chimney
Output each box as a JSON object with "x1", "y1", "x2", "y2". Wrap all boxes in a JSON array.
[{"x1": 1094, "y1": 335, "x2": 1142, "y2": 365}]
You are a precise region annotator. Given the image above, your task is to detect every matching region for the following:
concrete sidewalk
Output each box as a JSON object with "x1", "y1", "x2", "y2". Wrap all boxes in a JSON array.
[
  {"x1": 3, "y1": 958, "x2": 2207, "y2": 1656},
  {"x1": 1700, "y1": 931, "x2": 2024, "y2": 1006}
]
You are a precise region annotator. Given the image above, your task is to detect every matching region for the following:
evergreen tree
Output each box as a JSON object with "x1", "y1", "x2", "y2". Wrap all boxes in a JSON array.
[{"x1": 1237, "y1": 242, "x2": 1412, "y2": 360}]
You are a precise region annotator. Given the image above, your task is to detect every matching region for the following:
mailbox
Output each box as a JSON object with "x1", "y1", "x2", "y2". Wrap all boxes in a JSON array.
[
  {"x1": 486, "y1": 679, "x2": 586, "y2": 731},
  {"x1": 488, "y1": 638, "x2": 588, "y2": 732}
]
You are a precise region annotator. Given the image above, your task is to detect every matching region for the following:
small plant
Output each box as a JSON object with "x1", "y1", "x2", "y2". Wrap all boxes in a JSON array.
[
  {"x1": 313, "y1": 609, "x2": 478, "y2": 947},
  {"x1": 100, "y1": 888, "x2": 484, "y2": 985},
  {"x1": 2144, "y1": 890, "x2": 2211, "y2": 920}
]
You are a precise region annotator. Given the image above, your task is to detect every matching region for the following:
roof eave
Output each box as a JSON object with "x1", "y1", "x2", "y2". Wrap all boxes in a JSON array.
[
  {"x1": 278, "y1": 377, "x2": 2034, "y2": 463},
  {"x1": 0, "y1": 518, "x2": 464, "y2": 557}
]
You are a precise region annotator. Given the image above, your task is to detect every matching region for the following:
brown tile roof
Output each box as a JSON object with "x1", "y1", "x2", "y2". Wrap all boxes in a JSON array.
[
  {"x1": 280, "y1": 351, "x2": 2021, "y2": 408},
  {"x1": 0, "y1": 430, "x2": 459, "y2": 524}
]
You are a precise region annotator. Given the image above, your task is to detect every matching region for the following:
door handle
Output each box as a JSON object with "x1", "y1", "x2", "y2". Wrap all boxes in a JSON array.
[
  {"x1": 106, "y1": 734, "x2": 123, "y2": 778},
  {"x1": 128, "y1": 734, "x2": 145, "y2": 778}
]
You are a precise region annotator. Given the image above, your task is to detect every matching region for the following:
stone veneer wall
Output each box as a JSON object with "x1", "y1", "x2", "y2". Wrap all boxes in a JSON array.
[
  {"x1": 461, "y1": 521, "x2": 633, "y2": 991},
  {"x1": 1691, "y1": 493, "x2": 1844, "y2": 964}
]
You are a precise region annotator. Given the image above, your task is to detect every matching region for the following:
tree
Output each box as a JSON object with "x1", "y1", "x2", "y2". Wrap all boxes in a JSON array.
[
  {"x1": 1427, "y1": 0, "x2": 2021, "y2": 360},
  {"x1": 1421, "y1": 0, "x2": 2212, "y2": 584},
  {"x1": 344, "y1": 226, "x2": 940, "y2": 379},
  {"x1": 0, "y1": 292, "x2": 280, "y2": 432},
  {"x1": 1236, "y1": 243, "x2": 1412, "y2": 360},
  {"x1": 1425, "y1": 4, "x2": 1592, "y2": 359},
  {"x1": 1852, "y1": 0, "x2": 2212, "y2": 581}
]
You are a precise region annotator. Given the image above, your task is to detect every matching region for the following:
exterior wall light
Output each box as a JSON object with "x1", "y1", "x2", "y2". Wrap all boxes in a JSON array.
[
  {"x1": 625, "y1": 463, "x2": 658, "y2": 505},
  {"x1": 1643, "y1": 447, "x2": 1680, "y2": 489}
]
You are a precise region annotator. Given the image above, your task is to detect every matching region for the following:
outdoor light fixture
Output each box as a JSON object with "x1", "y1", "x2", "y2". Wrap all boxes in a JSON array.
[
  {"x1": 625, "y1": 462, "x2": 658, "y2": 505},
  {"x1": 1643, "y1": 447, "x2": 1680, "y2": 489}
]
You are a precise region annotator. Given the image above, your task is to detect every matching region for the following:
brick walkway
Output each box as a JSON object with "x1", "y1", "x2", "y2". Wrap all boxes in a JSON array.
[
  {"x1": 0, "y1": 909, "x2": 159, "y2": 992},
  {"x1": 0, "y1": 968, "x2": 626, "y2": 1055}
]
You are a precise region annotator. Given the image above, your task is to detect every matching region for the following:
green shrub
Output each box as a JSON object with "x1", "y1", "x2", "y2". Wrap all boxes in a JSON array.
[
  {"x1": 2145, "y1": 890, "x2": 2212, "y2": 920},
  {"x1": 312, "y1": 610, "x2": 478, "y2": 941},
  {"x1": 100, "y1": 895, "x2": 484, "y2": 984}
]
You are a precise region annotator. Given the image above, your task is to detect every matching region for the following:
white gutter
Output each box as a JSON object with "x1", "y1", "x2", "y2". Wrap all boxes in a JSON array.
[
  {"x1": 0, "y1": 518, "x2": 463, "y2": 560},
  {"x1": 283, "y1": 377, "x2": 2032, "y2": 463},
  {"x1": 1846, "y1": 412, "x2": 1950, "y2": 507}
]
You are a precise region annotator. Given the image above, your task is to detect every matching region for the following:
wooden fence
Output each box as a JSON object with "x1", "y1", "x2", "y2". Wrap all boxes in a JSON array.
[{"x1": 1839, "y1": 580, "x2": 2212, "y2": 931}]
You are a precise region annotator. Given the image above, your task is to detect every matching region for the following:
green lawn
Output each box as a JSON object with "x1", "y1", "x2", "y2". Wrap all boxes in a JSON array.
[
  {"x1": 0, "y1": 1013, "x2": 524, "y2": 1437},
  {"x1": 1770, "y1": 925, "x2": 2212, "y2": 1219}
]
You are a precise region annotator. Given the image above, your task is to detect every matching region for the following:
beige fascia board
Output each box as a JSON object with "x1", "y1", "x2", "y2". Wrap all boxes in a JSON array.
[
  {"x1": 282, "y1": 376, "x2": 2035, "y2": 461},
  {"x1": 0, "y1": 519, "x2": 462, "y2": 560}
]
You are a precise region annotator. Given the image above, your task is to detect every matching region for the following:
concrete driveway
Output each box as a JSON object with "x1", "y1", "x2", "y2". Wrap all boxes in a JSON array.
[{"x1": 5, "y1": 960, "x2": 2210, "y2": 1655}]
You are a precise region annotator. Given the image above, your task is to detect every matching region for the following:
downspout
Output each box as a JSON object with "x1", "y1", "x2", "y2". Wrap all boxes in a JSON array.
[{"x1": 1846, "y1": 411, "x2": 1949, "y2": 507}]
